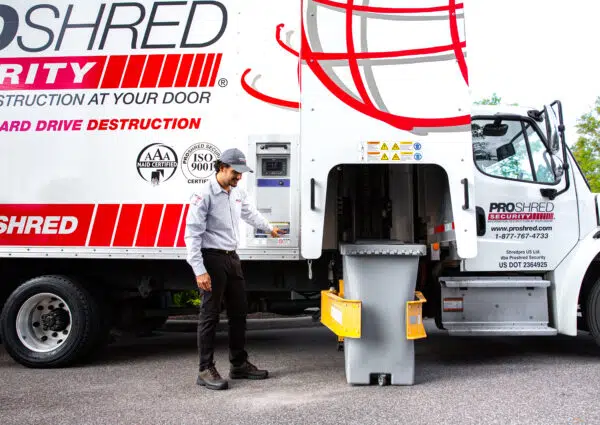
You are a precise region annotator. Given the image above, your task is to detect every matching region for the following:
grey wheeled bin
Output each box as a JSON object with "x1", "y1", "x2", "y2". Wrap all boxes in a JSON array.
[{"x1": 340, "y1": 242, "x2": 427, "y2": 386}]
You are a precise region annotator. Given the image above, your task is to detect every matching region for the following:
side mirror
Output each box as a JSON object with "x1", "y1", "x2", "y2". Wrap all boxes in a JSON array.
[
  {"x1": 496, "y1": 142, "x2": 515, "y2": 161},
  {"x1": 544, "y1": 105, "x2": 560, "y2": 153}
]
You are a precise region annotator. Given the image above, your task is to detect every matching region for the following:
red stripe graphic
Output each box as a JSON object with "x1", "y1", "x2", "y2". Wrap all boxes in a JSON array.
[
  {"x1": 121, "y1": 55, "x2": 147, "y2": 88},
  {"x1": 157, "y1": 204, "x2": 184, "y2": 247},
  {"x1": 100, "y1": 55, "x2": 127, "y2": 89},
  {"x1": 176, "y1": 204, "x2": 190, "y2": 248},
  {"x1": 135, "y1": 204, "x2": 164, "y2": 247},
  {"x1": 208, "y1": 53, "x2": 222, "y2": 87},
  {"x1": 140, "y1": 54, "x2": 165, "y2": 88},
  {"x1": 187, "y1": 54, "x2": 206, "y2": 87},
  {"x1": 88, "y1": 204, "x2": 119, "y2": 247},
  {"x1": 158, "y1": 54, "x2": 181, "y2": 88},
  {"x1": 199, "y1": 53, "x2": 215, "y2": 87},
  {"x1": 175, "y1": 54, "x2": 195, "y2": 87},
  {"x1": 0, "y1": 54, "x2": 223, "y2": 91},
  {"x1": 112, "y1": 204, "x2": 142, "y2": 247}
]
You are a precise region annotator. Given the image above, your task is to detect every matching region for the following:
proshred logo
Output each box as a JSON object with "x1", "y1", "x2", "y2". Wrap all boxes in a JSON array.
[
  {"x1": 0, "y1": 216, "x2": 78, "y2": 235},
  {"x1": 0, "y1": 204, "x2": 94, "y2": 246},
  {"x1": 0, "y1": 2, "x2": 227, "y2": 53},
  {"x1": 0, "y1": 1, "x2": 227, "y2": 91},
  {"x1": 488, "y1": 202, "x2": 555, "y2": 221}
]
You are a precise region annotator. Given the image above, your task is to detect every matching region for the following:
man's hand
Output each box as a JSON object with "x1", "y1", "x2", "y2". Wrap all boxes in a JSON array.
[
  {"x1": 270, "y1": 227, "x2": 286, "y2": 238},
  {"x1": 196, "y1": 273, "x2": 212, "y2": 291}
]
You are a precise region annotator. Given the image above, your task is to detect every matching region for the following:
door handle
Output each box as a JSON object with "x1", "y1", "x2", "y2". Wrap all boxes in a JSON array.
[
  {"x1": 461, "y1": 178, "x2": 469, "y2": 210},
  {"x1": 476, "y1": 206, "x2": 486, "y2": 236}
]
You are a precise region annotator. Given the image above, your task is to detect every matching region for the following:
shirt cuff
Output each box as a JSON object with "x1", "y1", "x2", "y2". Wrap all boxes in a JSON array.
[{"x1": 193, "y1": 263, "x2": 207, "y2": 276}]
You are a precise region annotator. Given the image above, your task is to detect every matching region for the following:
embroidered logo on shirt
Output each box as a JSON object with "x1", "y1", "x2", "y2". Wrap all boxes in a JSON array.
[{"x1": 191, "y1": 194, "x2": 203, "y2": 205}]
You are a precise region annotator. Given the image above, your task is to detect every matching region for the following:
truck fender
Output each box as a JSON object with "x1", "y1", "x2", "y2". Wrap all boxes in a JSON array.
[{"x1": 550, "y1": 227, "x2": 600, "y2": 336}]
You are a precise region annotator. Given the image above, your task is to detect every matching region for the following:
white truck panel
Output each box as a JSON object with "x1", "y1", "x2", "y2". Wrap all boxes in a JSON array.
[{"x1": 298, "y1": 0, "x2": 476, "y2": 259}]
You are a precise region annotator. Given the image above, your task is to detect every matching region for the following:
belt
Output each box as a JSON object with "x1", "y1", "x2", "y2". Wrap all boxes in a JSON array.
[{"x1": 201, "y1": 248, "x2": 237, "y2": 255}]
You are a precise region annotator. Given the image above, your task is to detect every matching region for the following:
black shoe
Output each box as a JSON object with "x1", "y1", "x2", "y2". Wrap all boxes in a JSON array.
[
  {"x1": 229, "y1": 361, "x2": 269, "y2": 380},
  {"x1": 197, "y1": 366, "x2": 228, "y2": 390}
]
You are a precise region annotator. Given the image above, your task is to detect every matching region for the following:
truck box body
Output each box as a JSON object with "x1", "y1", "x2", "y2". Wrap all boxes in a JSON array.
[{"x1": 0, "y1": 0, "x2": 476, "y2": 260}]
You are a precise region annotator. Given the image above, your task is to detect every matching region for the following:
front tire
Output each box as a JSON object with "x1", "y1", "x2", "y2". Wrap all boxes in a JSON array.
[
  {"x1": 585, "y1": 277, "x2": 600, "y2": 345},
  {"x1": 0, "y1": 275, "x2": 106, "y2": 368}
]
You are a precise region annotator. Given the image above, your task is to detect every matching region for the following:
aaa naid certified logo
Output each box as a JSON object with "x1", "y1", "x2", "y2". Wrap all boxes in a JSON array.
[
  {"x1": 182, "y1": 142, "x2": 221, "y2": 184},
  {"x1": 136, "y1": 143, "x2": 179, "y2": 186}
]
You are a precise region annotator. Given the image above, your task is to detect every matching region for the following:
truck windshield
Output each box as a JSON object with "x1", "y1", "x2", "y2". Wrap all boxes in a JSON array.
[{"x1": 472, "y1": 118, "x2": 555, "y2": 184}]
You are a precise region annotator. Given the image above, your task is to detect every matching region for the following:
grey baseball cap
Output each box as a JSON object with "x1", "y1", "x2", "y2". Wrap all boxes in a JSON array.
[{"x1": 220, "y1": 148, "x2": 253, "y2": 173}]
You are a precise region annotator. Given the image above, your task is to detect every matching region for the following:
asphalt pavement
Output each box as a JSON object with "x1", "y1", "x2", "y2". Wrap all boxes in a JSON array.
[{"x1": 1, "y1": 319, "x2": 600, "y2": 425}]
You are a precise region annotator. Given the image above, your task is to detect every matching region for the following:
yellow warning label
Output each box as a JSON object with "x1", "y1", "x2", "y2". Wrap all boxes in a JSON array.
[
  {"x1": 392, "y1": 143, "x2": 400, "y2": 150},
  {"x1": 381, "y1": 143, "x2": 388, "y2": 150},
  {"x1": 381, "y1": 153, "x2": 389, "y2": 161},
  {"x1": 392, "y1": 153, "x2": 400, "y2": 161}
]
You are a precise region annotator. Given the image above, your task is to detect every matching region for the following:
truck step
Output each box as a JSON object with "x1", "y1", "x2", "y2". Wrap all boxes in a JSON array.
[
  {"x1": 440, "y1": 275, "x2": 551, "y2": 288},
  {"x1": 438, "y1": 276, "x2": 554, "y2": 336},
  {"x1": 445, "y1": 324, "x2": 557, "y2": 336}
]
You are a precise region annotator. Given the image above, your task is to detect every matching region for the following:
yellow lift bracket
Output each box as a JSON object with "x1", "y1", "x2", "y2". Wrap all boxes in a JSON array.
[
  {"x1": 406, "y1": 291, "x2": 427, "y2": 340},
  {"x1": 320, "y1": 280, "x2": 362, "y2": 339},
  {"x1": 321, "y1": 281, "x2": 427, "y2": 341}
]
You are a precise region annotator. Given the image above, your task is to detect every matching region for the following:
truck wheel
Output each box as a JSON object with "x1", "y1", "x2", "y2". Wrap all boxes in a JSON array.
[
  {"x1": 0, "y1": 275, "x2": 104, "y2": 368},
  {"x1": 585, "y1": 277, "x2": 600, "y2": 345}
]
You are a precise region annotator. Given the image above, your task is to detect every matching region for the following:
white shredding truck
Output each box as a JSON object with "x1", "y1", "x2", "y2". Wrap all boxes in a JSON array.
[{"x1": 1, "y1": 0, "x2": 599, "y2": 385}]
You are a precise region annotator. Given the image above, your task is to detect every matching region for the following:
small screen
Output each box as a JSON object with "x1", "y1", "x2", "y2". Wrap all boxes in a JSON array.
[{"x1": 262, "y1": 158, "x2": 287, "y2": 176}]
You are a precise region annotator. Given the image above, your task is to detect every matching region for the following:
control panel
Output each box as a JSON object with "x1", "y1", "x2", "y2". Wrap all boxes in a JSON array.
[{"x1": 246, "y1": 138, "x2": 298, "y2": 249}]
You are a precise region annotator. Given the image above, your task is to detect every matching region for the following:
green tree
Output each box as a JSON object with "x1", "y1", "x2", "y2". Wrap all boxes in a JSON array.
[
  {"x1": 571, "y1": 96, "x2": 600, "y2": 192},
  {"x1": 475, "y1": 92, "x2": 502, "y2": 105},
  {"x1": 474, "y1": 93, "x2": 519, "y2": 106}
]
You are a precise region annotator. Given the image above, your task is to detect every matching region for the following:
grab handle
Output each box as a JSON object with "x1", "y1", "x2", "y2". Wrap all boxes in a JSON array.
[{"x1": 461, "y1": 178, "x2": 469, "y2": 210}]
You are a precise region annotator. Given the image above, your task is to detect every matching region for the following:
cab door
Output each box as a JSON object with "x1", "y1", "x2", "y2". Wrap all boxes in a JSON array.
[{"x1": 463, "y1": 108, "x2": 578, "y2": 272}]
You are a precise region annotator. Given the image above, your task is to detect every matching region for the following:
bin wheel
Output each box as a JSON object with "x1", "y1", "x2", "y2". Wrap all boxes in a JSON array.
[{"x1": 0, "y1": 275, "x2": 106, "y2": 368}]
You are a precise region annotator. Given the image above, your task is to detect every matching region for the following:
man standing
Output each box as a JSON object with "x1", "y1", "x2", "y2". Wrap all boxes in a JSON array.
[{"x1": 184, "y1": 147, "x2": 284, "y2": 390}]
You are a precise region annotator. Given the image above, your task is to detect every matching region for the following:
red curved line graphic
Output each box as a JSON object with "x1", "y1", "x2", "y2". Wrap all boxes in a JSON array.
[
  {"x1": 449, "y1": 0, "x2": 469, "y2": 84},
  {"x1": 313, "y1": 0, "x2": 464, "y2": 14},
  {"x1": 345, "y1": 0, "x2": 374, "y2": 108},
  {"x1": 276, "y1": 24, "x2": 300, "y2": 57},
  {"x1": 308, "y1": 42, "x2": 465, "y2": 61},
  {"x1": 241, "y1": 69, "x2": 300, "y2": 109},
  {"x1": 300, "y1": 22, "x2": 470, "y2": 131}
]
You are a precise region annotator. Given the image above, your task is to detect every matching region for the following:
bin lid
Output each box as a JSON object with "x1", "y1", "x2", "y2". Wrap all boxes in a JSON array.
[{"x1": 340, "y1": 242, "x2": 426, "y2": 257}]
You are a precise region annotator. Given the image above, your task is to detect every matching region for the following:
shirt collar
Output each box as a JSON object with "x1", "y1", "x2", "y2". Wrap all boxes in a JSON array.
[{"x1": 210, "y1": 174, "x2": 229, "y2": 195}]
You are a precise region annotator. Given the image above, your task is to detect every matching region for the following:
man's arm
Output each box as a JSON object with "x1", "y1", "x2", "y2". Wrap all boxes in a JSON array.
[
  {"x1": 240, "y1": 190, "x2": 273, "y2": 233},
  {"x1": 184, "y1": 193, "x2": 209, "y2": 276}
]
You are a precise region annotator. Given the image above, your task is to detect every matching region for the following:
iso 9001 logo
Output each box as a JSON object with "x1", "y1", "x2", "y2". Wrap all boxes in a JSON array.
[
  {"x1": 136, "y1": 143, "x2": 178, "y2": 186},
  {"x1": 181, "y1": 142, "x2": 221, "y2": 184}
]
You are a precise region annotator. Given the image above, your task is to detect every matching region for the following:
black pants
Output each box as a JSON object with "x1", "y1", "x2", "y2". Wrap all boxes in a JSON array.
[{"x1": 198, "y1": 250, "x2": 248, "y2": 371}]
